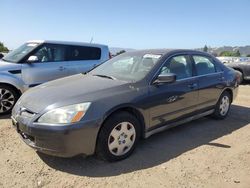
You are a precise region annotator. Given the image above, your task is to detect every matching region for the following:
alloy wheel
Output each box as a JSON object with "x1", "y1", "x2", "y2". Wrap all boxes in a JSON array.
[{"x1": 0, "y1": 88, "x2": 15, "y2": 113}]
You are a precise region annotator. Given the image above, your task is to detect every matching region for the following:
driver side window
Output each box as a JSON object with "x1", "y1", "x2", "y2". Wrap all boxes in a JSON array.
[
  {"x1": 32, "y1": 44, "x2": 65, "y2": 63},
  {"x1": 160, "y1": 55, "x2": 193, "y2": 80}
]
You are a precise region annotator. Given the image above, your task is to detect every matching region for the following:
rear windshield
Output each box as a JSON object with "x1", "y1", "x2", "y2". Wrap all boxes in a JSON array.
[{"x1": 67, "y1": 45, "x2": 101, "y2": 61}]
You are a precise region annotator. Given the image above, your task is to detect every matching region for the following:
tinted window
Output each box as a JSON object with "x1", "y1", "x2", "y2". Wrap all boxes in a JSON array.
[
  {"x1": 32, "y1": 44, "x2": 65, "y2": 63},
  {"x1": 67, "y1": 46, "x2": 101, "y2": 61},
  {"x1": 193, "y1": 55, "x2": 216, "y2": 75},
  {"x1": 160, "y1": 55, "x2": 193, "y2": 80}
]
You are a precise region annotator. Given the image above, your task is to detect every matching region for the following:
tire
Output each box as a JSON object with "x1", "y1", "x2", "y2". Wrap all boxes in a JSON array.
[
  {"x1": 212, "y1": 91, "x2": 231, "y2": 119},
  {"x1": 0, "y1": 85, "x2": 20, "y2": 115},
  {"x1": 96, "y1": 112, "x2": 141, "y2": 162}
]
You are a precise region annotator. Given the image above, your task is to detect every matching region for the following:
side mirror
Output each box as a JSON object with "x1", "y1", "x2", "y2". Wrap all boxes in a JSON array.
[
  {"x1": 153, "y1": 73, "x2": 176, "y2": 85},
  {"x1": 27, "y1": 55, "x2": 38, "y2": 63}
]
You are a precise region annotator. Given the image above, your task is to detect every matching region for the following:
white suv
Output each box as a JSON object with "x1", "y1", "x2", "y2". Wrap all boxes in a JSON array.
[{"x1": 0, "y1": 40, "x2": 110, "y2": 114}]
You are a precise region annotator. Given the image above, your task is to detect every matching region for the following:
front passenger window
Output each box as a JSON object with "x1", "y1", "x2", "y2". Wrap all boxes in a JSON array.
[{"x1": 193, "y1": 56, "x2": 216, "y2": 75}]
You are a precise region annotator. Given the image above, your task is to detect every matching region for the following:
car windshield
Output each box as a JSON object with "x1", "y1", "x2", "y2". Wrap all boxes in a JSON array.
[
  {"x1": 90, "y1": 52, "x2": 162, "y2": 82},
  {"x1": 2, "y1": 43, "x2": 39, "y2": 63}
]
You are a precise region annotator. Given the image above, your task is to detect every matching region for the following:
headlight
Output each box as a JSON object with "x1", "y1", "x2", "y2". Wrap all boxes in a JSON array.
[{"x1": 37, "y1": 102, "x2": 91, "y2": 124}]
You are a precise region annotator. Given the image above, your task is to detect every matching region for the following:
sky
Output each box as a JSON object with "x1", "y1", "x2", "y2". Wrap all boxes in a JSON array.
[{"x1": 1, "y1": 0, "x2": 250, "y2": 49}]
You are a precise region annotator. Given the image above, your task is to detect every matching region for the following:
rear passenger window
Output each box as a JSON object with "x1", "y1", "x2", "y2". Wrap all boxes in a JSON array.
[
  {"x1": 67, "y1": 46, "x2": 101, "y2": 61},
  {"x1": 193, "y1": 56, "x2": 216, "y2": 75},
  {"x1": 160, "y1": 55, "x2": 193, "y2": 80}
]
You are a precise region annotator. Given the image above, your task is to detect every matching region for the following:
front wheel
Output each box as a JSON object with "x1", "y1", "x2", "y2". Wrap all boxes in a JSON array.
[
  {"x1": 212, "y1": 91, "x2": 231, "y2": 119},
  {"x1": 96, "y1": 112, "x2": 141, "y2": 161},
  {"x1": 0, "y1": 85, "x2": 19, "y2": 115}
]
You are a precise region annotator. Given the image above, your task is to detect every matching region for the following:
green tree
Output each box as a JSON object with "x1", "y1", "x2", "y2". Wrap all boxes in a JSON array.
[
  {"x1": 235, "y1": 50, "x2": 241, "y2": 57},
  {"x1": 247, "y1": 54, "x2": 250, "y2": 57},
  {"x1": 203, "y1": 45, "x2": 208, "y2": 52},
  {"x1": 0, "y1": 42, "x2": 9, "y2": 52},
  {"x1": 219, "y1": 51, "x2": 232, "y2": 56},
  {"x1": 219, "y1": 50, "x2": 241, "y2": 57}
]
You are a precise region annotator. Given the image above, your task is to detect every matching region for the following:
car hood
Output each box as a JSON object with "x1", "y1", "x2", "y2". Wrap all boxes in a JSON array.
[
  {"x1": 17, "y1": 74, "x2": 131, "y2": 113},
  {"x1": 0, "y1": 59, "x2": 21, "y2": 71}
]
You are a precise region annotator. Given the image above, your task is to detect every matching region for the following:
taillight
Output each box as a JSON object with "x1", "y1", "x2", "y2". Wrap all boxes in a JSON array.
[{"x1": 235, "y1": 71, "x2": 242, "y2": 84}]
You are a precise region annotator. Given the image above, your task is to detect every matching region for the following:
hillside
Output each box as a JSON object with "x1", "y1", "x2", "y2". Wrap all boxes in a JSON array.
[{"x1": 197, "y1": 46, "x2": 250, "y2": 56}]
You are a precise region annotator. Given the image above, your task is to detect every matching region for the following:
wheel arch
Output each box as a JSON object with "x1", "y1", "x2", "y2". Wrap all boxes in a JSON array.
[
  {"x1": 0, "y1": 73, "x2": 25, "y2": 95},
  {"x1": 95, "y1": 104, "x2": 146, "y2": 152},
  {"x1": 222, "y1": 88, "x2": 233, "y2": 103},
  {"x1": 0, "y1": 82, "x2": 22, "y2": 96}
]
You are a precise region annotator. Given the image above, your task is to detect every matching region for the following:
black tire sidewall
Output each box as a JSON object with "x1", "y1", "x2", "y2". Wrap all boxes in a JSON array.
[
  {"x1": 96, "y1": 112, "x2": 141, "y2": 161},
  {"x1": 213, "y1": 91, "x2": 231, "y2": 119},
  {"x1": 0, "y1": 85, "x2": 19, "y2": 115}
]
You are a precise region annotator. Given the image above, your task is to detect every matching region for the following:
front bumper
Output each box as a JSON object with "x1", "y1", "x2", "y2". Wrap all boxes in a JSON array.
[{"x1": 12, "y1": 116, "x2": 101, "y2": 157}]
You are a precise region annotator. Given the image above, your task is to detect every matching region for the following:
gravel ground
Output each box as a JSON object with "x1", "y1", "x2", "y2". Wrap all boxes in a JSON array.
[{"x1": 0, "y1": 85, "x2": 250, "y2": 188}]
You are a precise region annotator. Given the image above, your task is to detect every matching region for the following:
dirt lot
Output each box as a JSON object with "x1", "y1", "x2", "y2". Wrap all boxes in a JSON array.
[{"x1": 1, "y1": 85, "x2": 250, "y2": 188}]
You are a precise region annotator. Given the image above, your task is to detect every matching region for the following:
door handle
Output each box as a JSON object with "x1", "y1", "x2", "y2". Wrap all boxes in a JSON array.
[
  {"x1": 58, "y1": 66, "x2": 66, "y2": 71},
  {"x1": 188, "y1": 83, "x2": 198, "y2": 89}
]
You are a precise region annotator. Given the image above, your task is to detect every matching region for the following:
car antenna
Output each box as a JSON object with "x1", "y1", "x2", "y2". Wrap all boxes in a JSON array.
[{"x1": 90, "y1": 37, "x2": 93, "y2": 43}]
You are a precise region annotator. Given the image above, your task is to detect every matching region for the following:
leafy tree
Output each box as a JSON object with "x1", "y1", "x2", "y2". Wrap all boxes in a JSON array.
[
  {"x1": 219, "y1": 51, "x2": 232, "y2": 56},
  {"x1": 247, "y1": 54, "x2": 250, "y2": 57},
  {"x1": 235, "y1": 50, "x2": 241, "y2": 57},
  {"x1": 219, "y1": 50, "x2": 241, "y2": 57},
  {"x1": 0, "y1": 42, "x2": 9, "y2": 52},
  {"x1": 203, "y1": 45, "x2": 208, "y2": 52}
]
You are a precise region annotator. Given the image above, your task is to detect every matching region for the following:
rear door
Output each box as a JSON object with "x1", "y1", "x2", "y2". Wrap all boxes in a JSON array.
[
  {"x1": 148, "y1": 54, "x2": 199, "y2": 129},
  {"x1": 65, "y1": 45, "x2": 103, "y2": 75},
  {"x1": 192, "y1": 55, "x2": 224, "y2": 110},
  {"x1": 21, "y1": 44, "x2": 68, "y2": 87}
]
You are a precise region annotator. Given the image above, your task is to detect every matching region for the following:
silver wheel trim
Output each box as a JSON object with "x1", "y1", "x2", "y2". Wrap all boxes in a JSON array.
[
  {"x1": 0, "y1": 88, "x2": 15, "y2": 113},
  {"x1": 219, "y1": 96, "x2": 230, "y2": 116},
  {"x1": 108, "y1": 122, "x2": 136, "y2": 156}
]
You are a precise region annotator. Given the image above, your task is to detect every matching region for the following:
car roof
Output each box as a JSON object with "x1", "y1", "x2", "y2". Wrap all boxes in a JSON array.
[
  {"x1": 125, "y1": 49, "x2": 210, "y2": 56},
  {"x1": 26, "y1": 40, "x2": 108, "y2": 48}
]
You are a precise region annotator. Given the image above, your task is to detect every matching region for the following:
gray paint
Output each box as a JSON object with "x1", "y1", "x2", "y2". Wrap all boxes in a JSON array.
[{"x1": 12, "y1": 49, "x2": 239, "y2": 157}]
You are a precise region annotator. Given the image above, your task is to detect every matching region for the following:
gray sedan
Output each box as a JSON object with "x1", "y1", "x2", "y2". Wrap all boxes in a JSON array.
[{"x1": 12, "y1": 49, "x2": 238, "y2": 161}]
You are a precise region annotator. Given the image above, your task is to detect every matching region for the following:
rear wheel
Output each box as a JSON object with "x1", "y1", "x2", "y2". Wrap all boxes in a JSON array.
[
  {"x1": 212, "y1": 91, "x2": 231, "y2": 119},
  {"x1": 0, "y1": 85, "x2": 19, "y2": 115},
  {"x1": 96, "y1": 112, "x2": 141, "y2": 161}
]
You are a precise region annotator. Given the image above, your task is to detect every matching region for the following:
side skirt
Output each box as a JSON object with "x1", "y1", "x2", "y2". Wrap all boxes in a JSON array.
[{"x1": 145, "y1": 109, "x2": 214, "y2": 138}]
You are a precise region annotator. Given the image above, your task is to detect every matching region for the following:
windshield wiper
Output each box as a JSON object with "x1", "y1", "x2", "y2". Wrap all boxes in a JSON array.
[{"x1": 93, "y1": 74, "x2": 116, "y2": 80}]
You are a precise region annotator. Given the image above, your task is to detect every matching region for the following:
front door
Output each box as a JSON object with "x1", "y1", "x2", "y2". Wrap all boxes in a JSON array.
[
  {"x1": 148, "y1": 54, "x2": 199, "y2": 130},
  {"x1": 21, "y1": 44, "x2": 69, "y2": 87}
]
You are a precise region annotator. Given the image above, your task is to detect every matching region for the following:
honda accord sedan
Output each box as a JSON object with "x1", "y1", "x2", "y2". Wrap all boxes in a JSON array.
[{"x1": 12, "y1": 49, "x2": 239, "y2": 161}]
